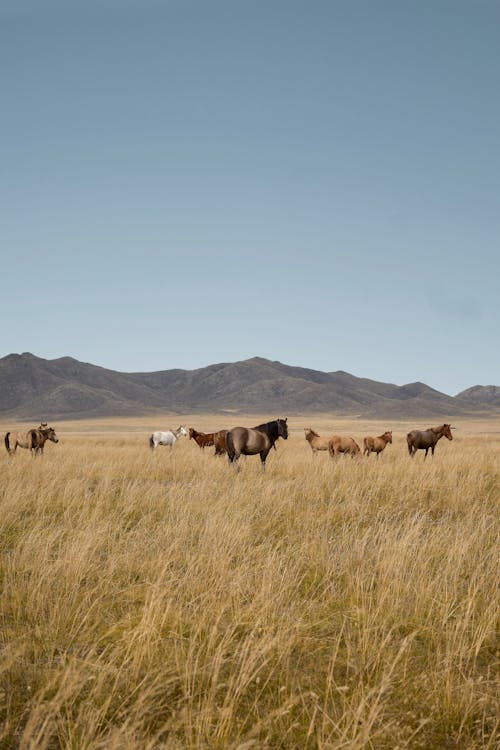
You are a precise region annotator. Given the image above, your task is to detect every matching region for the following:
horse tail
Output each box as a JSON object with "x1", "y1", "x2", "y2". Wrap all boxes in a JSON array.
[
  {"x1": 226, "y1": 430, "x2": 235, "y2": 461},
  {"x1": 149, "y1": 434, "x2": 155, "y2": 450},
  {"x1": 406, "y1": 433, "x2": 413, "y2": 456},
  {"x1": 4, "y1": 432, "x2": 10, "y2": 453}
]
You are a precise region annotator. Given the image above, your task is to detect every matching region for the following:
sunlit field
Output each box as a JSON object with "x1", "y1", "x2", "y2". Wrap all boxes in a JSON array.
[{"x1": 1, "y1": 415, "x2": 499, "y2": 749}]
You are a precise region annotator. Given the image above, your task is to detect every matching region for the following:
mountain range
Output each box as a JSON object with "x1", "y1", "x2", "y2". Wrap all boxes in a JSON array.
[{"x1": 0, "y1": 352, "x2": 498, "y2": 421}]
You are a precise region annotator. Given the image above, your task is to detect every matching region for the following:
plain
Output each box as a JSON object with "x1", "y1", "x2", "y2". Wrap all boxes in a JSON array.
[{"x1": 1, "y1": 416, "x2": 499, "y2": 749}]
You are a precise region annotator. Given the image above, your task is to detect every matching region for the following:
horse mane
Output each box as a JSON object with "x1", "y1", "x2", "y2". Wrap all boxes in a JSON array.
[
  {"x1": 253, "y1": 420, "x2": 277, "y2": 432},
  {"x1": 253, "y1": 420, "x2": 283, "y2": 444}
]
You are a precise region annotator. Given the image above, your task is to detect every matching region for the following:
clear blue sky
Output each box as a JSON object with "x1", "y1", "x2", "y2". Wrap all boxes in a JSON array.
[{"x1": 2, "y1": 0, "x2": 499, "y2": 395}]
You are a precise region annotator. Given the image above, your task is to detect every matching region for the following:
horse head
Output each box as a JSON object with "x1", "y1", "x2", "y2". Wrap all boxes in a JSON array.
[
  {"x1": 42, "y1": 426, "x2": 59, "y2": 443},
  {"x1": 277, "y1": 418, "x2": 288, "y2": 440},
  {"x1": 179, "y1": 425, "x2": 188, "y2": 437},
  {"x1": 384, "y1": 431, "x2": 393, "y2": 443},
  {"x1": 443, "y1": 424, "x2": 453, "y2": 441},
  {"x1": 49, "y1": 427, "x2": 58, "y2": 443}
]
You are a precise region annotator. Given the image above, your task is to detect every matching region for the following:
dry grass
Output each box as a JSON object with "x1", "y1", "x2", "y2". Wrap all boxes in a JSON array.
[{"x1": 1, "y1": 416, "x2": 499, "y2": 749}]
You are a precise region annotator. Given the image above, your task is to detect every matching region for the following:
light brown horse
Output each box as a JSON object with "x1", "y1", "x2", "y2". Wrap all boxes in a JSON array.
[
  {"x1": 304, "y1": 428, "x2": 331, "y2": 455},
  {"x1": 328, "y1": 435, "x2": 360, "y2": 458},
  {"x1": 363, "y1": 431, "x2": 392, "y2": 457},
  {"x1": 5, "y1": 423, "x2": 59, "y2": 456},
  {"x1": 407, "y1": 424, "x2": 453, "y2": 459}
]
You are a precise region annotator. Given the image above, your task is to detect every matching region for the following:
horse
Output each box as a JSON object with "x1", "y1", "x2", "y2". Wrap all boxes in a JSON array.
[
  {"x1": 328, "y1": 435, "x2": 360, "y2": 458},
  {"x1": 304, "y1": 428, "x2": 331, "y2": 455},
  {"x1": 226, "y1": 418, "x2": 288, "y2": 471},
  {"x1": 213, "y1": 430, "x2": 228, "y2": 456},
  {"x1": 189, "y1": 428, "x2": 215, "y2": 449},
  {"x1": 363, "y1": 431, "x2": 392, "y2": 457},
  {"x1": 407, "y1": 424, "x2": 453, "y2": 459},
  {"x1": 149, "y1": 425, "x2": 188, "y2": 450},
  {"x1": 5, "y1": 423, "x2": 59, "y2": 456}
]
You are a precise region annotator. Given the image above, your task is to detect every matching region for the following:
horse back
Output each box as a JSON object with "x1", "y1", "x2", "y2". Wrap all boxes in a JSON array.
[{"x1": 228, "y1": 426, "x2": 269, "y2": 456}]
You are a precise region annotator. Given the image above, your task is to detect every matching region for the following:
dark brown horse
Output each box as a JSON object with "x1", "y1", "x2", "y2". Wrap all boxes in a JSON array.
[
  {"x1": 5, "y1": 423, "x2": 59, "y2": 456},
  {"x1": 407, "y1": 424, "x2": 453, "y2": 459},
  {"x1": 226, "y1": 418, "x2": 288, "y2": 471},
  {"x1": 189, "y1": 428, "x2": 215, "y2": 449},
  {"x1": 213, "y1": 430, "x2": 228, "y2": 456},
  {"x1": 363, "y1": 431, "x2": 392, "y2": 457}
]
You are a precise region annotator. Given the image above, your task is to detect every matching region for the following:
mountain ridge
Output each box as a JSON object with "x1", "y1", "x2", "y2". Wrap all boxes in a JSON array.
[{"x1": 0, "y1": 352, "x2": 498, "y2": 421}]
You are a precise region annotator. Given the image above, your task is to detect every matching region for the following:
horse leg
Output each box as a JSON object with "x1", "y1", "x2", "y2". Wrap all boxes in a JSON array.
[
  {"x1": 260, "y1": 449, "x2": 271, "y2": 471},
  {"x1": 424, "y1": 448, "x2": 429, "y2": 459},
  {"x1": 228, "y1": 452, "x2": 240, "y2": 471}
]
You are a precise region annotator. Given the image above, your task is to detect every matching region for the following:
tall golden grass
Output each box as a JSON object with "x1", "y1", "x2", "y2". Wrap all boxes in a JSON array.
[{"x1": 1, "y1": 416, "x2": 499, "y2": 749}]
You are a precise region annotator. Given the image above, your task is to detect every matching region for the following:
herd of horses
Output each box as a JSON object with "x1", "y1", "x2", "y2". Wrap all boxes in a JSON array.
[
  {"x1": 4, "y1": 419, "x2": 454, "y2": 470},
  {"x1": 146, "y1": 420, "x2": 453, "y2": 470}
]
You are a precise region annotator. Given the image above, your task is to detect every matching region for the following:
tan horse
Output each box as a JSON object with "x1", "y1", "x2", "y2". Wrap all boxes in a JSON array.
[
  {"x1": 363, "y1": 431, "x2": 392, "y2": 457},
  {"x1": 304, "y1": 428, "x2": 331, "y2": 455},
  {"x1": 4, "y1": 423, "x2": 59, "y2": 456},
  {"x1": 328, "y1": 435, "x2": 360, "y2": 458}
]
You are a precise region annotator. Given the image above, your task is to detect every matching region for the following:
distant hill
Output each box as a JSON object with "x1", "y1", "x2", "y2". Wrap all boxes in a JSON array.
[
  {"x1": 456, "y1": 385, "x2": 500, "y2": 408},
  {"x1": 0, "y1": 353, "x2": 498, "y2": 421}
]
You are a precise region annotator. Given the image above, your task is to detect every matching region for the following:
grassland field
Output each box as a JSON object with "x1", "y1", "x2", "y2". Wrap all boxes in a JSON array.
[{"x1": 0, "y1": 415, "x2": 499, "y2": 749}]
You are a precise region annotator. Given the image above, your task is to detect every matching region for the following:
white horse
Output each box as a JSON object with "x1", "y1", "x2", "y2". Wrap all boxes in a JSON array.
[{"x1": 149, "y1": 425, "x2": 188, "y2": 450}]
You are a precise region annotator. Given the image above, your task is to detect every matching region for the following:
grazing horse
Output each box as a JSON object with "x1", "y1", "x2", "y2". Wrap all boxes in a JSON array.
[
  {"x1": 149, "y1": 425, "x2": 188, "y2": 450},
  {"x1": 304, "y1": 428, "x2": 331, "y2": 455},
  {"x1": 226, "y1": 418, "x2": 288, "y2": 471},
  {"x1": 5, "y1": 423, "x2": 59, "y2": 456},
  {"x1": 328, "y1": 435, "x2": 360, "y2": 458},
  {"x1": 213, "y1": 430, "x2": 228, "y2": 456},
  {"x1": 407, "y1": 424, "x2": 453, "y2": 459},
  {"x1": 189, "y1": 428, "x2": 215, "y2": 449},
  {"x1": 363, "y1": 431, "x2": 392, "y2": 457}
]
